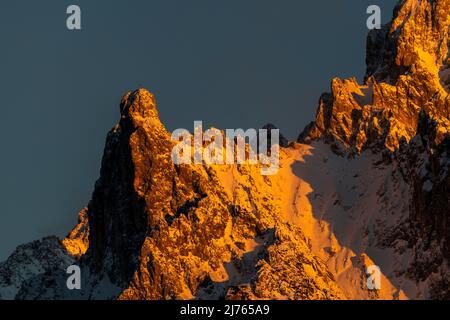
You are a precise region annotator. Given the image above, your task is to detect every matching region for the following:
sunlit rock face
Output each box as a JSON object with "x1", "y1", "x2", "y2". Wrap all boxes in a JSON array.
[
  {"x1": 300, "y1": 0, "x2": 450, "y2": 153},
  {"x1": 1, "y1": 0, "x2": 450, "y2": 300},
  {"x1": 297, "y1": 0, "x2": 450, "y2": 299},
  {"x1": 90, "y1": 89, "x2": 345, "y2": 300}
]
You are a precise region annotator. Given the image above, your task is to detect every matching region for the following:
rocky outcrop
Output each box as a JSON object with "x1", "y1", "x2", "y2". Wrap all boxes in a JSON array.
[{"x1": 62, "y1": 208, "x2": 90, "y2": 259}]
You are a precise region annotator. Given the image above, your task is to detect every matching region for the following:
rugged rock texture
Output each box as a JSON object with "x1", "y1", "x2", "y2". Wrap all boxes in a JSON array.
[
  {"x1": 298, "y1": 0, "x2": 450, "y2": 299},
  {"x1": 300, "y1": 0, "x2": 450, "y2": 153},
  {"x1": 0, "y1": 237, "x2": 75, "y2": 299},
  {"x1": 1, "y1": 0, "x2": 449, "y2": 300}
]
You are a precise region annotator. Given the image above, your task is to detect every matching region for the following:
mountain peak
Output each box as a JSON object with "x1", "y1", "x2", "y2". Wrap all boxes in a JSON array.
[
  {"x1": 120, "y1": 88, "x2": 159, "y2": 122},
  {"x1": 300, "y1": 0, "x2": 450, "y2": 153},
  {"x1": 261, "y1": 123, "x2": 289, "y2": 147}
]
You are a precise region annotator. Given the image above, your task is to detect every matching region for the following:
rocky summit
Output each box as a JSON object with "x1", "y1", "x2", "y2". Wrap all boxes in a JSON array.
[{"x1": 1, "y1": 0, "x2": 449, "y2": 300}]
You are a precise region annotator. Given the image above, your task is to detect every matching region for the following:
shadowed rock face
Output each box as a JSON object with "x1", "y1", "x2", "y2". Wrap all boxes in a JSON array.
[
  {"x1": 85, "y1": 90, "x2": 153, "y2": 284},
  {"x1": 1, "y1": 0, "x2": 450, "y2": 300}
]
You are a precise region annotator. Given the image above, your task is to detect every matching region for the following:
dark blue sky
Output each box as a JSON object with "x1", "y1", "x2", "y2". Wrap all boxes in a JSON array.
[{"x1": 0, "y1": 0, "x2": 396, "y2": 259}]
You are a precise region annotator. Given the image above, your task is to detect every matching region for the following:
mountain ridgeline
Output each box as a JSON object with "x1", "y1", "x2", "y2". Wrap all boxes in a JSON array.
[{"x1": 1, "y1": 0, "x2": 449, "y2": 300}]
